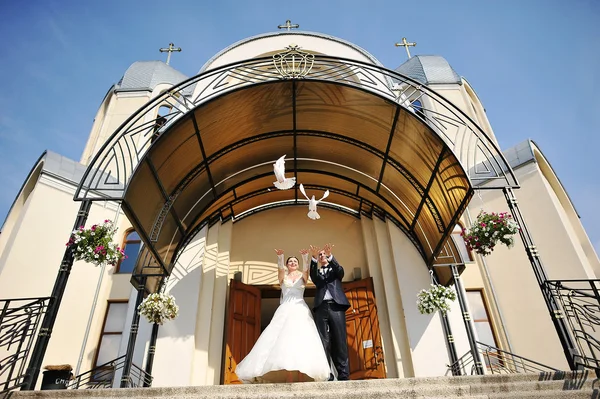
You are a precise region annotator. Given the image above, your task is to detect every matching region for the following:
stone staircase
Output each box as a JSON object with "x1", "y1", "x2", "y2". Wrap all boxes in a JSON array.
[{"x1": 9, "y1": 371, "x2": 598, "y2": 399}]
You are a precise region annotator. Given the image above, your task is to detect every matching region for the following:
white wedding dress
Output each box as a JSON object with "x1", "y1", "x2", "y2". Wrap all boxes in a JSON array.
[{"x1": 235, "y1": 273, "x2": 331, "y2": 383}]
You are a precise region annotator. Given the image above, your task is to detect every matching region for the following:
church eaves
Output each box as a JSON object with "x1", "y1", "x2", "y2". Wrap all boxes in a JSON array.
[{"x1": 395, "y1": 55, "x2": 461, "y2": 85}]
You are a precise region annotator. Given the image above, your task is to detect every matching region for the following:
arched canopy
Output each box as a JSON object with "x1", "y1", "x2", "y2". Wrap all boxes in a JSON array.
[{"x1": 76, "y1": 53, "x2": 518, "y2": 292}]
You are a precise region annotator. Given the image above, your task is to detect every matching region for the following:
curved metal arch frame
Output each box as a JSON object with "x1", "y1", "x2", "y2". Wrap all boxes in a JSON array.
[
  {"x1": 110, "y1": 89, "x2": 473, "y2": 277},
  {"x1": 73, "y1": 53, "x2": 515, "y2": 289},
  {"x1": 152, "y1": 122, "x2": 450, "y2": 233},
  {"x1": 74, "y1": 54, "x2": 518, "y2": 203},
  {"x1": 168, "y1": 166, "x2": 429, "y2": 263}
]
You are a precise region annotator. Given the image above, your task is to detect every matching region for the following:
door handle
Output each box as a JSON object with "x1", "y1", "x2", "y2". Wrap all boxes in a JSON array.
[{"x1": 228, "y1": 356, "x2": 233, "y2": 372}]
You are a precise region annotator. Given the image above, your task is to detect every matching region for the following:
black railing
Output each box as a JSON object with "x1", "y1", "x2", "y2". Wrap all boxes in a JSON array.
[
  {"x1": 545, "y1": 279, "x2": 600, "y2": 372},
  {"x1": 0, "y1": 297, "x2": 50, "y2": 395},
  {"x1": 449, "y1": 341, "x2": 559, "y2": 375},
  {"x1": 69, "y1": 355, "x2": 151, "y2": 389}
]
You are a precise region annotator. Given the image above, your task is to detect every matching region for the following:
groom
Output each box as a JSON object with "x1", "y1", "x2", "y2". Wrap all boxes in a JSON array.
[{"x1": 309, "y1": 243, "x2": 350, "y2": 381}]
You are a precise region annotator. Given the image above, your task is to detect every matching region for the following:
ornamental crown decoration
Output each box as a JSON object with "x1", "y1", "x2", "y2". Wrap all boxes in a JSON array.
[{"x1": 272, "y1": 44, "x2": 314, "y2": 79}]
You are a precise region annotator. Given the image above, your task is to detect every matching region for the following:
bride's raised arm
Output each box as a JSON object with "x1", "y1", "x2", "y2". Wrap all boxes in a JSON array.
[
  {"x1": 275, "y1": 249, "x2": 286, "y2": 284},
  {"x1": 299, "y1": 248, "x2": 310, "y2": 282}
]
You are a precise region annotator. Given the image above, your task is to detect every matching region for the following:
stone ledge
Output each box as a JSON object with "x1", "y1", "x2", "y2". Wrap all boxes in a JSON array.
[{"x1": 9, "y1": 371, "x2": 596, "y2": 399}]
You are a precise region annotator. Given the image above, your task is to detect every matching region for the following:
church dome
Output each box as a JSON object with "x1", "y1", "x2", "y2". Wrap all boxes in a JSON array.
[
  {"x1": 395, "y1": 55, "x2": 461, "y2": 85},
  {"x1": 117, "y1": 61, "x2": 189, "y2": 92},
  {"x1": 199, "y1": 31, "x2": 383, "y2": 73}
]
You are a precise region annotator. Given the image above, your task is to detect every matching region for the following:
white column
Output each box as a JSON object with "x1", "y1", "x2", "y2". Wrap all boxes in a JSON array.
[
  {"x1": 373, "y1": 218, "x2": 415, "y2": 377},
  {"x1": 386, "y1": 221, "x2": 451, "y2": 377},
  {"x1": 360, "y1": 217, "x2": 401, "y2": 378},
  {"x1": 206, "y1": 220, "x2": 232, "y2": 384},
  {"x1": 151, "y1": 226, "x2": 208, "y2": 387},
  {"x1": 191, "y1": 223, "x2": 220, "y2": 385}
]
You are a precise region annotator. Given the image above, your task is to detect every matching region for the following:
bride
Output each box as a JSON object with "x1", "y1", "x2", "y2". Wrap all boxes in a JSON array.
[{"x1": 234, "y1": 248, "x2": 331, "y2": 383}]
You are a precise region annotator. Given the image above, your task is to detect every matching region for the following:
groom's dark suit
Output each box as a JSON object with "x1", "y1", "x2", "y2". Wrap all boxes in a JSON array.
[{"x1": 310, "y1": 255, "x2": 350, "y2": 380}]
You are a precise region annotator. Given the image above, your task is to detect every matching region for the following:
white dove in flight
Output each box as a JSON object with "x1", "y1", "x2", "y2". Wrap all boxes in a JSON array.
[
  {"x1": 299, "y1": 184, "x2": 330, "y2": 220},
  {"x1": 272, "y1": 155, "x2": 296, "y2": 190}
]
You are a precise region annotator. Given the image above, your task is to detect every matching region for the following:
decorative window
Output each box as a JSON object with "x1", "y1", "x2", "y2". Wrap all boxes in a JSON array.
[
  {"x1": 451, "y1": 224, "x2": 473, "y2": 263},
  {"x1": 93, "y1": 301, "x2": 128, "y2": 380},
  {"x1": 412, "y1": 99, "x2": 425, "y2": 119},
  {"x1": 116, "y1": 230, "x2": 141, "y2": 274},
  {"x1": 151, "y1": 105, "x2": 171, "y2": 142}
]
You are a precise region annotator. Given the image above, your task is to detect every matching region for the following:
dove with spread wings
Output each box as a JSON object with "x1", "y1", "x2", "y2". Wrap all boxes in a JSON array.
[
  {"x1": 272, "y1": 155, "x2": 296, "y2": 190},
  {"x1": 299, "y1": 184, "x2": 330, "y2": 220}
]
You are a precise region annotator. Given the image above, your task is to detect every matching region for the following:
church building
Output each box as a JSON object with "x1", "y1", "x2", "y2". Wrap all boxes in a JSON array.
[{"x1": 1, "y1": 25, "x2": 598, "y2": 389}]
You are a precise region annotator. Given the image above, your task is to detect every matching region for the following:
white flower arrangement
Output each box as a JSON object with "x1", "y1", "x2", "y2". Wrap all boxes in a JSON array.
[
  {"x1": 417, "y1": 284, "x2": 457, "y2": 315},
  {"x1": 138, "y1": 293, "x2": 179, "y2": 325}
]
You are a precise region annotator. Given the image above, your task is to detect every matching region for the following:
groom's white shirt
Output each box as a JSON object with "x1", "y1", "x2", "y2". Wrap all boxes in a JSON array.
[{"x1": 313, "y1": 255, "x2": 334, "y2": 300}]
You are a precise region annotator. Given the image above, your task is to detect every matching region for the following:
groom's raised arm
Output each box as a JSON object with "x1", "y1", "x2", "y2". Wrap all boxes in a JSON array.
[
  {"x1": 310, "y1": 257, "x2": 324, "y2": 284},
  {"x1": 329, "y1": 255, "x2": 345, "y2": 280}
]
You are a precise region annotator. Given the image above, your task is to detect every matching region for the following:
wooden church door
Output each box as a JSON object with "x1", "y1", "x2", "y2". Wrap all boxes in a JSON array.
[
  {"x1": 223, "y1": 280, "x2": 261, "y2": 384},
  {"x1": 343, "y1": 277, "x2": 386, "y2": 379}
]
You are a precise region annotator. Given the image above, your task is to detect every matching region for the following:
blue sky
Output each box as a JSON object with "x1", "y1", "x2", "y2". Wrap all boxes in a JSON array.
[{"x1": 1, "y1": 0, "x2": 598, "y2": 253}]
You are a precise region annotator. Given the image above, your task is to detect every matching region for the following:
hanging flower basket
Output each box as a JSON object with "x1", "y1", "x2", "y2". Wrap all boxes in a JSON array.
[
  {"x1": 417, "y1": 283, "x2": 457, "y2": 315},
  {"x1": 66, "y1": 220, "x2": 126, "y2": 267},
  {"x1": 138, "y1": 293, "x2": 179, "y2": 325},
  {"x1": 461, "y1": 211, "x2": 520, "y2": 256}
]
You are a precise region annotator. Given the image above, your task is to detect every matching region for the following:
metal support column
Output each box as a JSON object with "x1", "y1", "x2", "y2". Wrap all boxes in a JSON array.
[
  {"x1": 451, "y1": 264, "x2": 485, "y2": 375},
  {"x1": 143, "y1": 323, "x2": 159, "y2": 387},
  {"x1": 440, "y1": 310, "x2": 461, "y2": 375},
  {"x1": 120, "y1": 276, "x2": 146, "y2": 388},
  {"x1": 22, "y1": 200, "x2": 92, "y2": 390},
  {"x1": 503, "y1": 187, "x2": 579, "y2": 370}
]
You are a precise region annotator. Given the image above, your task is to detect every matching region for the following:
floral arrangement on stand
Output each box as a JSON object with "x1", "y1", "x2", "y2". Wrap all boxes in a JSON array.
[
  {"x1": 417, "y1": 282, "x2": 457, "y2": 315},
  {"x1": 138, "y1": 292, "x2": 179, "y2": 325},
  {"x1": 66, "y1": 220, "x2": 126, "y2": 267},
  {"x1": 461, "y1": 211, "x2": 520, "y2": 256}
]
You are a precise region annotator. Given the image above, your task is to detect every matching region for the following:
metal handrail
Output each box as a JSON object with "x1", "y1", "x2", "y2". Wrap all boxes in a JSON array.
[
  {"x1": 69, "y1": 355, "x2": 151, "y2": 389},
  {"x1": 0, "y1": 297, "x2": 50, "y2": 394},
  {"x1": 544, "y1": 279, "x2": 600, "y2": 371},
  {"x1": 449, "y1": 341, "x2": 560, "y2": 375}
]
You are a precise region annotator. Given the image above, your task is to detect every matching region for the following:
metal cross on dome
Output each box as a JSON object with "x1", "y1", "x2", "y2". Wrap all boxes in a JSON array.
[
  {"x1": 159, "y1": 42, "x2": 182, "y2": 65},
  {"x1": 395, "y1": 37, "x2": 417, "y2": 59},
  {"x1": 278, "y1": 19, "x2": 299, "y2": 31}
]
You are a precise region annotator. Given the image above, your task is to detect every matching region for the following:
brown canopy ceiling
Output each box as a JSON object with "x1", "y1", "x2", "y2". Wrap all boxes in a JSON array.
[{"x1": 120, "y1": 80, "x2": 472, "y2": 291}]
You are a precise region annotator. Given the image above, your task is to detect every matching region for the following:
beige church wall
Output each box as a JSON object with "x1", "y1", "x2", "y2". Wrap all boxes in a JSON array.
[
  {"x1": 0, "y1": 161, "x2": 43, "y2": 259},
  {"x1": 0, "y1": 175, "x2": 121, "y2": 385},
  {"x1": 83, "y1": 93, "x2": 151, "y2": 165},
  {"x1": 532, "y1": 146, "x2": 600, "y2": 276},
  {"x1": 80, "y1": 90, "x2": 115, "y2": 165},
  {"x1": 460, "y1": 263, "x2": 484, "y2": 288},
  {"x1": 386, "y1": 221, "x2": 456, "y2": 377},
  {"x1": 229, "y1": 207, "x2": 366, "y2": 285},
  {"x1": 468, "y1": 161, "x2": 588, "y2": 369},
  {"x1": 460, "y1": 80, "x2": 497, "y2": 146}
]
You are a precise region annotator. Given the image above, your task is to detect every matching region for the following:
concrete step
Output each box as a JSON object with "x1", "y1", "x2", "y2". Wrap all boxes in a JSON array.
[{"x1": 10, "y1": 371, "x2": 597, "y2": 399}]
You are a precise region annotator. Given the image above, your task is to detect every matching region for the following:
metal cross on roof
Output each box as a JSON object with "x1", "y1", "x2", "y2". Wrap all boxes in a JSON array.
[
  {"x1": 395, "y1": 37, "x2": 417, "y2": 59},
  {"x1": 159, "y1": 42, "x2": 182, "y2": 65},
  {"x1": 278, "y1": 19, "x2": 299, "y2": 31}
]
